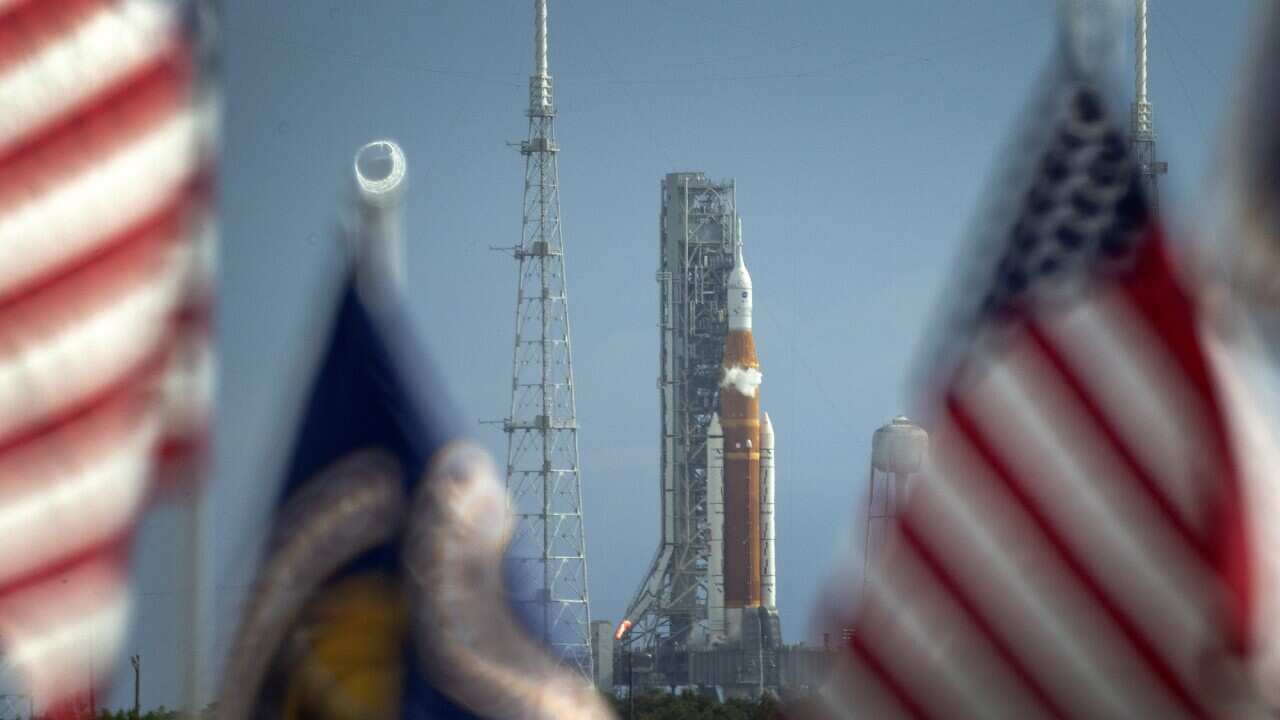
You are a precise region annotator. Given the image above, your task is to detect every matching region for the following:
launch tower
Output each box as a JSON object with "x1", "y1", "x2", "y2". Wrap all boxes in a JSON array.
[
  {"x1": 498, "y1": 0, "x2": 593, "y2": 682},
  {"x1": 1131, "y1": 0, "x2": 1167, "y2": 207},
  {"x1": 620, "y1": 174, "x2": 782, "y2": 696},
  {"x1": 622, "y1": 174, "x2": 738, "y2": 668}
]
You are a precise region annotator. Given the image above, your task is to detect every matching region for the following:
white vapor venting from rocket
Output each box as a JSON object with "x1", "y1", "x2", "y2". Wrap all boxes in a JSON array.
[{"x1": 721, "y1": 366, "x2": 762, "y2": 398}]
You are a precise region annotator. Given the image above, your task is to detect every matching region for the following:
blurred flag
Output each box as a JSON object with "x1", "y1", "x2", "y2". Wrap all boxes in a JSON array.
[
  {"x1": 218, "y1": 266, "x2": 613, "y2": 719},
  {"x1": 1225, "y1": 5, "x2": 1280, "y2": 316},
  {"x1": 1215, "y1": 4, "x2": 1280, "y2": 706},
  {"x1": 0, "y1": 0, "x2": 213, "y2": 714},
  {"x1": 816, "y1": 17, "x2": 1268, "y2": 720}
]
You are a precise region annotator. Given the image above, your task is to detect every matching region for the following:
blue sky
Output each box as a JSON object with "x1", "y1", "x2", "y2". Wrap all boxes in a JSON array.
[{"x1": 111, "y1": 0, "x2": 1260, "y2": 709}]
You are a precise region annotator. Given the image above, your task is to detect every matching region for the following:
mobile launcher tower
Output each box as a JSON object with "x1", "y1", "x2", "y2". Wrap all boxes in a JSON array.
[{"x1": 619, "y1": 173, "x2": 781, "y2": 696}]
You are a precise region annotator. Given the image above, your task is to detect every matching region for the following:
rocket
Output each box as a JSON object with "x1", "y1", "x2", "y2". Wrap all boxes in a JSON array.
[
  {"x1": 706, "y1": 222, "x2": 776, "y2": 645},
  {"x1": 721, "y1": 229, "x2": 761, "y2": 617}
]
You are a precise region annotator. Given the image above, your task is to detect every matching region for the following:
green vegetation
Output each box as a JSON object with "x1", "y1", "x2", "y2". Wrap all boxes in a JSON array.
[
  {"x1": 95, "y1": 711, "x2": 181, "y2": 720},
  {"x1": 607, "y1": 690, "x2": 792, "y2": 720},
  {"x1": 93, "y1": 703, "x2": 216, "y2": 720}
]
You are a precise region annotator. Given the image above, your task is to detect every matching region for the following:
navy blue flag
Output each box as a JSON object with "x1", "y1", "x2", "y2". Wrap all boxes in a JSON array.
[{"x1": 219, "y1": 274, "x2": 614, "y2": 720}]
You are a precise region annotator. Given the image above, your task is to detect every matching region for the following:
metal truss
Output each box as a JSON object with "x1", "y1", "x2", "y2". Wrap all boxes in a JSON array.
[
  {"x1": 1131, "y1": 0, "x2": 1166, "y2": 206},
  {"x1": 623, "y1": 173, "x2": 737, "y2": 678},
  {"x1": 498, "y1": 0, "x2": 593, "y2": 684}
]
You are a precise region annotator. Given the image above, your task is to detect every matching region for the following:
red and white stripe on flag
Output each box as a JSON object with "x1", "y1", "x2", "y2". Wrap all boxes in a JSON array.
[
  {"x1": 818, "y1": 81, "x2": 1267, "y2": 719},
  {"x1": 834, "y1": 243, "x2": 1258, "y2": 719},
  {"x1": 0, "y1": 0, "x2": 212, "y2": 712}
]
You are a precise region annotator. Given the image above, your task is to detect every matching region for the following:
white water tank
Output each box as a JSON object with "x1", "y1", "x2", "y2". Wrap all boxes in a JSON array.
[
  {"x1": 870, "y1": 416, "x2": 928, "y2": 476},
  {"x1": 864, "y1": 416, "x2": 928, "y2": 573}
]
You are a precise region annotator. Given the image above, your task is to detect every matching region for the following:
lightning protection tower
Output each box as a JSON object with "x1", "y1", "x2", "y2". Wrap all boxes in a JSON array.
[
  {"x1": 498, "y1": 0, "x2": 593, "y2": 683},
  {"x1": 1131, "y1": 0, "x2": 1167, "y2": 207}
]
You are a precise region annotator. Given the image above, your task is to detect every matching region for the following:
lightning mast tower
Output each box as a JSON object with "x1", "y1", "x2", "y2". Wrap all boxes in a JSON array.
[
  {"x1": 1131, "y1": 0, "x2": 1167, "y2": 207},
  {"x1": 499, "y1": 0, "x2": 593, "y2": 682}
]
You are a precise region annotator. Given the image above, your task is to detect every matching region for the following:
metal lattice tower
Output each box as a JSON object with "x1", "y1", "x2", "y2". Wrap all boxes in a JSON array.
[
  {"x1": 623, "y1": 173, "x2": 738, "y2": 674},
  {"x1": 1131, "y1": 0, "x2": 1167, "y2": 207},
  {"x1": 498, "y1": 0, "x2": 593, "y2": 683},
  {"x1": 0, "y1": 695, "x2": 31, "y2": 720}
]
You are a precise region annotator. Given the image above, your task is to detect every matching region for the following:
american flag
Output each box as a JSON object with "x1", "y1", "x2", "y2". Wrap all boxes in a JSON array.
[
  {"x1": 0, "y1": 0, "x2": 213, "y2": 713},
  {"x1": 1219, "y1": 5, "x2": 1280, "y2": 706},
  {"x1": 1228, "y1": 2, "x2": 1280, "y2": 313},
  {"x1": 818, "y1": 53, "x2": 1268, "y2": 720}
]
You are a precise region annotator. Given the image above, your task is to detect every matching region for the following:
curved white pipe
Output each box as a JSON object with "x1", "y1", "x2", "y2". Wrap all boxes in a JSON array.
[{"x1": 352, "y1": 139, "x2": 407, "y2": 297}]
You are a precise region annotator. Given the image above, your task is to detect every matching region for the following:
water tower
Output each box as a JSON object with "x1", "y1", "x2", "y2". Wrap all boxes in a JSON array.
[{"x1": 862, "y1": 417, "x2": 928, "y2": 580}]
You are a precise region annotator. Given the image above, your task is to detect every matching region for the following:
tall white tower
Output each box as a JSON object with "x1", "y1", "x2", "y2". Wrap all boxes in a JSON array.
[
  {"x1": 500, "y1": 0, "x2": 594, "y2": 683},
  {"x1": 1131, "y1": 0, "x2": 1167, "y2": 207}
]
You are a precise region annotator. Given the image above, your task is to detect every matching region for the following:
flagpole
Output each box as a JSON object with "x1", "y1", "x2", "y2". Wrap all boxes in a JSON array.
[
  {"x1": 183, "y1": 488, "x2": 206, "y2": 717},
  {"x1": 185, "y1": 2, "x2": 219, "y2": 715}
]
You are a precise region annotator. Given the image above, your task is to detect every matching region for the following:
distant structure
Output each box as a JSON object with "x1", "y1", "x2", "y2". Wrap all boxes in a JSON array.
[
  {"x1": 1131, "y1": 0, "x2": 1167, "y2": 207},
  {"x1": 696, "y1": 229, "x2": 782, "y2": 695},
  {"x1": 591, "y1": 621, "x2": 615, "y2": 691},
  {"x1": 862, "y1": 417, "x2": 929, "y2": 582},
  {"x1": 0, "y1": 695, "x2": 32, "y2": 720},
  {"x1": 618, "y1": 174, "x2": 791, "y2": 698},
  {"x1": 621, "y1": 173, "x2": 739, "y2": 670},
  {"x1": 497, "y1": 0, "x2": 593, "y2": 682},
  {"x1": 819, "y1": 416, "x2": 929, "y2": 647}
]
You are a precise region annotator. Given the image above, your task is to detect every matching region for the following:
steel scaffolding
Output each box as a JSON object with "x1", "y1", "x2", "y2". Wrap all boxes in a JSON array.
[
  {"x1": 1131, "y1": 0, "x2": 1167, "y2": 206},
  {"x1": 499, "y1": 0, "x2": 593, "y2": 683},
  {"x1": 623, "y1": 172, "x2": 738, "y2": 679}
]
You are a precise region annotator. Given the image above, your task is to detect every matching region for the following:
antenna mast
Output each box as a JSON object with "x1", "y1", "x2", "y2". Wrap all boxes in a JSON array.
[
  {"x1": 1131, "y1": 0, "x2": 1167, "y2": 207},
  {"x1": 531, "y1": 0, "x2": 551, "y2": 113},
  {"x1": 501, "y1": 0, "x2": 594, "y2": 684}
]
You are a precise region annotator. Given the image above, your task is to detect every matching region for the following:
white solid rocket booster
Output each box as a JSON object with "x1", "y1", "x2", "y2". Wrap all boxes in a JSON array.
[
  {"x1": 706, "y1": 413, "x2": 726, "y2": 644},
  {"x1": 760, "y1": 411, "x2": 776, "y2": 611}
]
